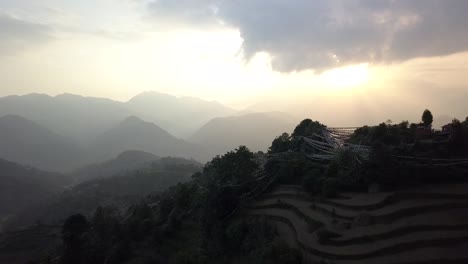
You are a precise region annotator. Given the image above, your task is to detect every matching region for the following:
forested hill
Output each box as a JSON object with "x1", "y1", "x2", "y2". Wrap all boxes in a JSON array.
[
  {"x1": 88, "y1": 116, "x2": 207, "y2": 163},
  {"x1": 3, "y1": 157, "x2": 202, "y2": 232},
  {"x1": 4, "y1": 111, "x2": 468, "y2": 264},
  {"x1": 71, "y1": 150, "x2": 160, "y2": 183},
  {"x1": 0, "y1": 159, "x2": 69, "y2": 232}
]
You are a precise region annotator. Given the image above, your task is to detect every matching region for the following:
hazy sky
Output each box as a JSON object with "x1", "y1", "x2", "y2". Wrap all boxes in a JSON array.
[{"x1": 0, "y1": 0, "x2": 467, "y2": 123}]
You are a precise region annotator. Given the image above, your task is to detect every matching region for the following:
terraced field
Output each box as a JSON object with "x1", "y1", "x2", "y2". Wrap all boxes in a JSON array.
[
  {"x1": 0, "y1": 225, "x2": 60, "y2": 263},
  {"x1": 246, "y1": 183, "x2": 468, "y2": 264}
]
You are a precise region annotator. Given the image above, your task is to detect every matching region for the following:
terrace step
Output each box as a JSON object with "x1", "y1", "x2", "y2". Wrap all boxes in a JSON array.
[
  {"x1": 335, "y1": 208, "x2": 468, "y2": 243},
  {"x1": 251, "y1": 197, "x2": 332, "y2": 225},
  {"x1": 313, "y1": 199, "x2": 468, "y2": 225},
  {"x1": 248, "y1": 208, "x2": 468, "y2": 261},
  {"x1": 336, "y1": 242, "x2": 468, "y2": 264}
]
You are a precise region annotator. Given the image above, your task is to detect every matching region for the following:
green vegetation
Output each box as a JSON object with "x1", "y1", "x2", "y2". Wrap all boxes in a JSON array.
[
  {"x1": 4, "y1": 157, "x2": 201, "y2": 232},
  {"x1": 269, "y1": 110, "x2": 468, "y2": 196},
  {"x1": 0, "y1": 159, "x2": 70, "y2": 231},
  {"x1": 37, "y1": 146, "x2": 301, "y2": 263},
  {"x1": 23, "y1": 110, "x2": 468, "y2": 263},
  {"x1": 422, "y1": 109, "x2": 433, "y2": 126},
  {"x1": 269, "y1": 119, "x2": 326, "y2": 154}
]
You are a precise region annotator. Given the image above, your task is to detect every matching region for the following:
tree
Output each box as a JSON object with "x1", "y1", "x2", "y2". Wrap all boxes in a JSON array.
[
  {"x1": 92, "y1": 206, "x2": 120, "y2": 243},
  {"x1": 422, "y1": 109, "x2": 433, "y2": 126},
  {"x1": 399, "y1": 121, "x2": 409, "y2": 129},
  {"x1": 198, "y1": 146, "x2": 260, "y2": 255},
  {"x1": 292, "y1": 119, "x2": 325, "y2": 137},
  {"x1": 269, "y1": 133, "x2": 291, "y2": 153},
  {"x1": 203, "y1": 146, "x2": 258, "y2": 185},
  {"x1": 61, "y1": 214, "x2": 90, "y2": 264}
]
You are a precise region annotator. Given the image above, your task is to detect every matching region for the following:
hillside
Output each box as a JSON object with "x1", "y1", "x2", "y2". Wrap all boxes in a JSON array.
[
  {"x1": 89, "y1": 116, "x2": 206, "y2": 162},
  {"x1": 0, "y1": 159, "x2": 69, "y2": 232},
  {"x1": 127, "y1": 91, "x2": 235, "y2": 137},
  {"x1": 0, "y1": 115, "x2": 84, "y2": 172},
  {"x1": 71, "y1": 150, "x2": 160, "y2": 183},
  {"x1": 248, "y1": 183, "x2": 468, "y2": 263},
  {"x1": 0, "y1": 225, "x2": 61, "y2": 264},
  {"x1": 5, "y1": 157, "x2": 202, "y2": 232},
  {"x1": 189, "y1": 112, "x2": 297, "y2": 155},
  {"x1": 2, "y1": 115, "x2": 467, "y2": 264}
]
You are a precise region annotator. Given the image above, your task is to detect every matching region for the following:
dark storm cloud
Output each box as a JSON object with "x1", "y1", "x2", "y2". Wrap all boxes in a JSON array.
[
  {"x1": 0, "y1": 14, "x2": 52, "y2": 55},
  {"x1": 147, "y1": 0, "x2": 468, "y2": 72}
]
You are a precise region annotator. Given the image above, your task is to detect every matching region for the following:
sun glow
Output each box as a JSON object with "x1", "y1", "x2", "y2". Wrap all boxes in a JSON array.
[{"x1": 321, "y1": 63, "x2": 370, "y2": 90}]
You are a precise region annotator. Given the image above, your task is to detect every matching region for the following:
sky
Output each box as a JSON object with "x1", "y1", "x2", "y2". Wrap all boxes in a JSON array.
[{"x1": 0, "y1": 0, "x2": 467, "y2": 125}]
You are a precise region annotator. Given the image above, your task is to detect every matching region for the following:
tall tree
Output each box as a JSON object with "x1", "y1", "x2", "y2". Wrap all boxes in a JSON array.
[{"x1": 422, "y1": 109, "x2": 433, "y2": 126}]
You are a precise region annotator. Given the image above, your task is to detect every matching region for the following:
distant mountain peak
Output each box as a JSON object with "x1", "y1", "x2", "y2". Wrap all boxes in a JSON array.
[
  {"x1": 90, "y1": 115, "x2": 205, "y2": 163},
  {"x1": 116, "y1": 150, "x2": 159, "y2": 161},
  {"x1": 1, "y1": 114, "x2": 30, "y2": 121},
  {"x1": 0, "y1": 114, "x2": 83, "y2": 172},
  {"x1": 0, "y1": 114, "x2": 53, "y2": 131},
  {"x1": 128, "y1": 91, "x2": 176, "y2": 102},
  {"x1": 22, "y1": 93, "x2": 51, "y2": 98},
  {"x1": 189, "y1": 111, "x2": 297, "y2": 156},
  {"x1": 128, "y1": 91, "x2": 232, "y2": 109},
  {"x1": 107, "y1": 116, "x2": 173, "y2": 139},
  {"x1": 121, "y1": 115, "x2": 145, "y2": 124}
]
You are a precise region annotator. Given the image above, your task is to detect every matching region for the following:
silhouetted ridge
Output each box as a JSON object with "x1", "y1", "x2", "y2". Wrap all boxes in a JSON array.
[
  {"x1": 89, "y1": 116, "x2": 206, "y2": 162},
  {"x1": 115, "y1": 150, "x2": 159, "y2": 162},
  {"x1": 0, "y1": 158, "x2": 69, "y2": 231},
  {"x1": 0, "y1": 115, "x2": 83, "y2": 172},
  {"x1": 127, "y1": 91, "x2": 235, "y2": 137},
  {"x1": 71, "y1": 150, "x2": 160, "y2": 183}
]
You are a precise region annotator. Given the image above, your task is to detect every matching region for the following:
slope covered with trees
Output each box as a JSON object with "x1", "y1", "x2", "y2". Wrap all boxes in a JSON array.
[
  {"x1": 4, "y1": 110, "x2": 468, "y2": 264},
  {"x1": 71, "y1": 150, "x2": 160, "y2": 183},
  {"x1": 4, "y1": 157, "x2": 202, "y2": 232},
  {"x1": 0, "y1": 159, "x2": 70, "y2": 232}
]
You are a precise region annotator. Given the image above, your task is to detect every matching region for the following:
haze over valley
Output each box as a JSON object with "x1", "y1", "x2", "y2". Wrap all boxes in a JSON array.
[{"x1": 0, "y1": 92, "x2": 303, "y2": 172}]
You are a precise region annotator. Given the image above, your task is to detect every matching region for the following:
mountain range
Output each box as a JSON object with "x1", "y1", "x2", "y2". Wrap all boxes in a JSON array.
[
  {"x1": 0, "y1": 92, "x2": 234, "y2": 141},
  {"x1": 0, "y1": 92, "x2": 297, "y2": 172},
  {"x1": 127, "y1": 91, "x2": 235, "y2": 137}
]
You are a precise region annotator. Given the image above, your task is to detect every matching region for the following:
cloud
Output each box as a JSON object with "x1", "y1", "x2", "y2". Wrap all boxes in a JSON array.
[
  {"x1": 146, "y1": 0, "x2": 220, "y2": 26},
  {"x1": 146, "y1": 0, "x2": 468, "y2": 72},
  {"x1": 0, "y1": 14, "x2": 52, "y2": 55}
]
